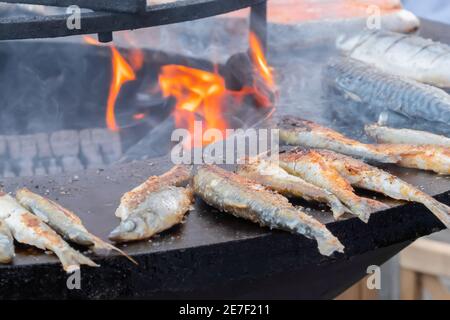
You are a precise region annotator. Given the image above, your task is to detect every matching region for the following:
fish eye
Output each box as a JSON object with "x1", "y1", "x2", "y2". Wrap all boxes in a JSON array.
[{"x1": 123, "y1": 220, "x2": 136, "y2": 232}]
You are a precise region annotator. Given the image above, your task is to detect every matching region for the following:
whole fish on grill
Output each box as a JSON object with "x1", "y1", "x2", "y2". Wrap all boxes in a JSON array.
[
  {"x1": 236, "y1": 159, "x2": 349, "y2": 219},
  {"x1": 0, "y1": 219, "x2": 14, "y2": 264},
  {"x1": 0, "y1": 193, "x2": 98, "y2": 273},
  {"x1": 109, "y1": 165, "x2": 194, "y2": 242},
  {"x1": 317, "y1": 150, "x2": 450, "y2": 228},
  {"x1": 366, "y1": 124, "x2": 450, "y2": 148},
  {"x1": 324, "y1": 57, "x2": 450, "y2": 126},
  {"x1": 193, "y1": 165, "x2": 344, "y2": 256},
  {"x1": 337, "y1": 30, "x2": 450, "y2": 88},
  {"x1": 279, "y1": 150, "x2": 390, "y2": 222},
  {"x1": 16, "y1": 188, "x2": 136, "y2": 264},
  {"x1": 278, "y1": 116, "x2": 398, "y2": 163}
]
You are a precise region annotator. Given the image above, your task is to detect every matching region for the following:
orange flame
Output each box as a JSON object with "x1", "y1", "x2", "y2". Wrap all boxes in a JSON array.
[
  {"x1": 159, "y1": 33, "x2": 275, "y2": 148},
  {"x1": 106, "y1": 47, "x2": 137, "y2": 132},
  {"x1": 249, "y1": 32, "x2": 274, "y2": 89},
  {"x1": 159, "y1": 65, "x2": 229, "y2": 148},
  {"x1": 83, "y1": 35, "x2": 144, "y2": 131}
]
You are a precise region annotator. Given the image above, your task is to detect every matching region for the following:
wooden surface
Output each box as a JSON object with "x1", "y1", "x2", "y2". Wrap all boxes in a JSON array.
[{"x1": 400, "y1": 238, "x2": 450, "y2": 300}]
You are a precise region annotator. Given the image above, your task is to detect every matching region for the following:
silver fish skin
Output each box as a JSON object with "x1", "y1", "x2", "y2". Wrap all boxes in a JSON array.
[
  {"x1": 0, "y1": 193, "x2": 98, "y2": 273},
  {"x1": 0, "y1": 219, "x2": 14, "y2": 264},
  {"x1": 317, "y1": 150, "x2": 450, "y2": 228},
  {"x1": 236, "y1": 160, "x2": 349, "y2": 219},
  {"x1": 337, "y1": 30, "x2": 450, "y2": 88},
  {"x1": 194, "y1": 165, "x2": 344, "y2": 256},
  {"x1": 109, "y1": 165, "x2": 194, "y2": 242},
  {"x1": 279, "y1": 150, "x2": 390, "y2": 223},
  {"x1": 115, "y1": 164, "x2": 193, "y2": 221},
  {"x1": 366, "y1": 124, "x2": 450, "y2": 148},
  {"x1": 16, "y1": 188, "x2": 136, "y2": 264},
  {"x1": 325, "y1": 57, "x2": 450, "y2": 125},
  {"x1": 278, "y1": 116, "x2": 398, "y2": 163}
]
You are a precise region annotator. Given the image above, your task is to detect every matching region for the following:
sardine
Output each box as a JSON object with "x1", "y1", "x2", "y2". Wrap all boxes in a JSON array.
[
  {"x1": 109, "y1": 165, "x2": 194, "y2": 242},
  {"x1": 278, "y1": 116, "x2": 398, "y2": 163},
  {"x1": 115, "y1": 164, "x2": 192, "y2": 221},
  {"x1": 16, "y1": 188, "x2": 136, "y2": 264},
  {"x1": 0, "y1": 193, "x2": 97, "y2": 273},
  {"x1": 366, "y1": 124, "x2": 450, "y2": 148},
  {"x1": 193, "y1": 165, "x2": 344, "y2": 256},
  {"x1": 376, "y1": 144, "x2": 450, "y2": 175},
  {"x1": 279, "y1": 150, "x2": 390, "y2": 222},
  {"x1": 236, "y1": 159, "x2": 349, "y2": 219},
  {"x1": 337, "y1": 30, "x2": 450, "y2": 88},
  {"x1": 317, "y1": 150, "x2": 450, "y2": 228},
  {"x1": 0, "y1": 219, "x2": 14, "y2": 264},
  {"x1": 324, "y1": 57, "x2": 450, "y2": 125}
]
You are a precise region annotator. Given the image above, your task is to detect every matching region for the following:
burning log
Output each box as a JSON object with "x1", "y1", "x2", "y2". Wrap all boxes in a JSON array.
[{"x1": 224, "y1": 52, "x2": 276, "y2": 108}]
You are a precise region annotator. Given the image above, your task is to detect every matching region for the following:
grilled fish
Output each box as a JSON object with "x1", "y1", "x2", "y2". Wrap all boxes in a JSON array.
[
  {"x1": 16, "y1": 188, "x2": 136, "y2": 264},
  {"x1": 0, "y1": 193, "x2": 97, "y2": 273},
  {"x1": 236, "y1": 160, "x2": 349, "y2": 219},
  {"x1": 279, "y1": 150, "x2": 390, "y2": 222},
  {"x1": 317, "y1": 150, "x2": 450, "y2": 228},
  {"x1": 337, "y1": 30, "x2": 450, "y2": 88},
  {"x1": 324, "y1": 57, "x2": 450, "y2": 125},
  {"x1": 376, "y1": 144, "x2": 450, "y2": 175},
  {"x1": 193, "y1": 165, "x2": 344, "y2": 256},
  {"x1": 115, "y1": 164, "x2": 192, "y2": 221},
  {"x1": 109, "y1": 165, "x2": 194, "y2": 242},
  {"x1": 0, "y1": 219, "x2": 14, "y2": 264},
  {"x1": 278, "y1": 116, "x2": 398, "y2": 163},
  {"x1": 366, "y1": 124, "x2": 450, "y2": 148}
]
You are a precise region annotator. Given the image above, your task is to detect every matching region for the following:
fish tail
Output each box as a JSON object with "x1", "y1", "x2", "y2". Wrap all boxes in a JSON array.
[
  {"x1": 328, "y1": 195, "x2": 349, "y2": 220},
  {"x1": 421, "y1": 198, "x2": 450, "y2": 229},
  {"x1": 352, "y1": 198, "x2": 389, "y2": 223},
  {"x1": 91, "y1": 236, "x2": 138, "y2": 265},
  {"x1": 316, "y1": 235, "x2": 345, "y2": 256},
  {"x1": 56, "y1": 248, "x2": 99, "y2": 273}
]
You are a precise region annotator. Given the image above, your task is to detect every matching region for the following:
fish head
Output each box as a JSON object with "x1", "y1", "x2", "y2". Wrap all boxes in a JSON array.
[{"x1": 108, "y1": 216, "x2": 147, "y2": 242}]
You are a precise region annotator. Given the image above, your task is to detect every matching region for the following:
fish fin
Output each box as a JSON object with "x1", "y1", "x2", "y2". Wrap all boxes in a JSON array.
[
  {"x1": 56, "y1": 248, "x2": 99, "y2": 273},
  {"x1": 91, "y1": 236, "x2": 138, "y2": 265},
  {"x1": 422, "y1": 198, "x2": 450, "y2": 229}
]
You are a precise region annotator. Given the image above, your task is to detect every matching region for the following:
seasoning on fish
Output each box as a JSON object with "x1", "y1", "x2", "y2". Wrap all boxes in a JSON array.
[
  {"x1": 278, "y1": 116, "x2": 398, "y2": 163},
  {"x1": 337, "y1": 30, "x2": 450, "y2": 88},
  {"x1": 236, "y1": 159, "x2": 349, "y2": 219},
  {"x1": 109, "y1": 165, "x2": 194, "y2": 242},
  {"x1": 15, "y1": 188, "x2": 136, "y2": 264},
  {"x1": 366, "y1": 124, "x2": 450, "y2": 148},
  {"x1": 193, "y1": 165, "x2": 344, "y2": 256},
  {"x1": 377, "y1": 144, "x2": 450, "y2": 175},
  {"x1": 324, "y1": 57, "x2": 450, "y2": 126},
  {"x1": 0, "y1": 193, "x2": 97, "y2": 273},
  {"x1": 0, "y1": 219, "x2": 14, "y2": 264},
  {"x1": 279, "y1": 150, "x2": 390, "y2": 222},
  {"x1": 317, "y1": 150, "x2": 450, "y2": 228},
  {"x1": 115, "y1": 164, "x2": 193, "y2": 221}
]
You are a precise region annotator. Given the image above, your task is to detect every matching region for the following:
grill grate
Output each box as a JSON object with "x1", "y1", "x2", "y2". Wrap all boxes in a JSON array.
[
  {"x1": 0, "y1": 0, "x2": 268, "y2": 44},
  {"x1": 0, "y1": 0, "x2": 147, "y2": 13}
]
